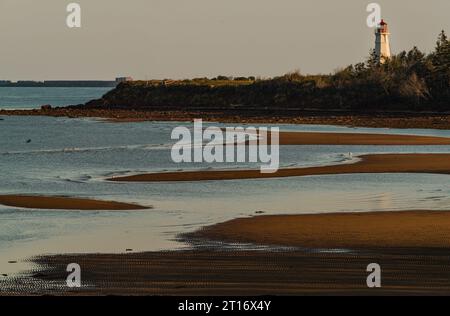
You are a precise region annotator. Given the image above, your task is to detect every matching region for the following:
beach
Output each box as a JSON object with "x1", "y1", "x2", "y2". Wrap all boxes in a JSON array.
[
  {"x1": 20, "y1": 249, "x2": 450, "y2": 295},
  {"x1": 7, "y1": 210, "x2": 450, "y2": 296},
  {"x1": 187, "y1": 211, "x2": 450, "y2": 249},
  {"x1": 1, "y1": 116, "x2": 450, "y2": 296}
]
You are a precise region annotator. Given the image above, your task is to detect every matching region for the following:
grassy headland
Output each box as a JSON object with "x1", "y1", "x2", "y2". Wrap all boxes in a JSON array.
[{"x1": 83, "y1": 31, "x2": 449, "y2": 113}]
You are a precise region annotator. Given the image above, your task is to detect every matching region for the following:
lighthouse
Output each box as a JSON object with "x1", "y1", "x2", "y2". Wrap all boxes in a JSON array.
[{"x1": 375, "y1": 19, "x2": 391, "y2": 63}]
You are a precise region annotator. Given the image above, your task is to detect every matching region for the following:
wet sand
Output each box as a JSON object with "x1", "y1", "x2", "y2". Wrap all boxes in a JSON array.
[
  {"x1": 222, "y1": 130, "x2": 450, "y2": 145},
  {"x1": 274, "y1": 131, "x2": 450, "y2": 145},
  {"x1": 0, "y1": 195, "x2": 149, "y2": 210},
  {"x1": 187, "y1": 211, "x2": 450, "y2": 249},
  {"x1": 9, "y1": 210, "x2": 450, "y2": 295},
  {"x1": 5, "y1": 248, "x2": 449, "y2": 295},
  {"x1": 108, "y1": 153, "x2": 450, "y2": 182}
]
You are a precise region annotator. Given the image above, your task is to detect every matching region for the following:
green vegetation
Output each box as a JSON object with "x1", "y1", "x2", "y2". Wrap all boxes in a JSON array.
[{"x1": 87, "y1": 31, "x2": 449, "y2": 112}]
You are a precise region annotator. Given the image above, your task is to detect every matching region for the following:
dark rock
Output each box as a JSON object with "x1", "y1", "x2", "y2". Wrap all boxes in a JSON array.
[{"x1": 26, "y1": 139, "x2": 31, "y2": 143}]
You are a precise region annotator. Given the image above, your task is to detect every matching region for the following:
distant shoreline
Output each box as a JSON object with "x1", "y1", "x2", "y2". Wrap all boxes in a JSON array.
[{"x1": 0, "y1": 81, "x2": 117, "y2": 88}]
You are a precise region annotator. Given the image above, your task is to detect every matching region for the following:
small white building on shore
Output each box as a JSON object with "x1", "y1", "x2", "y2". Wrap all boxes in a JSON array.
[{"x1": 116, "y1": 77, "x2": 134, "y2": 83}]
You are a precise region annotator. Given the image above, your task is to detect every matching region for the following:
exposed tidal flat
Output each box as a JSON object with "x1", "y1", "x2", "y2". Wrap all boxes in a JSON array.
[
  {"x1": 0, "y1": 195, "x2": 149, "y2": 210},
  {"x1": 1, "y1": 115, "x2": 450, "y2": 294},
  {"x1": 187, "y1": 211, "x2": 450, "y2": 249},
  {"x1": 108, "y1": 154, "x2": 450, "y2": 182},
  {"x1": 16, "y1": 211, "x2": 450, "y2": 295}
]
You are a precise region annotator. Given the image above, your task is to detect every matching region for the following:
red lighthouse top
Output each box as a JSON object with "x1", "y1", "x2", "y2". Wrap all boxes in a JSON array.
[{"x1": 378, "y1": 19, "x2": 389, "y2": 33}]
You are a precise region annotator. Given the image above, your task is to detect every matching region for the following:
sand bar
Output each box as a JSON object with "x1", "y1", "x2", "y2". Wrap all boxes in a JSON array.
[
  {"x1": 108, "y1": 153, "x2": 450, "y2": 182},
  {"x1": 274, "y1": 131, "x2": 450, "y2": 145},
  {"x1": 209, "y1": 129, "x2": 450, "y2": 145},
  {"x1": 0, "y1": 195, "x2": 149, "y2": 210},
  {"x1": 222, "y1": 130, "x2": 450, "y2": 145},
  {"x1": 188, "y1": 211, "x2": 450, "y2": 249}
]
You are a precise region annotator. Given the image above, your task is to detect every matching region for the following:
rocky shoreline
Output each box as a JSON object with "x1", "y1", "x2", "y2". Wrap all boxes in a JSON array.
[{"x1": 2, "y1": 107, "x2": 450, "y2": 129}]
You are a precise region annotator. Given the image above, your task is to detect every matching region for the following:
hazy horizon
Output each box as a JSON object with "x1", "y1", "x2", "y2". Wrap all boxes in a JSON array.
[{"x1": 0, "y1": 0, "x2": 449, "y2": 80}]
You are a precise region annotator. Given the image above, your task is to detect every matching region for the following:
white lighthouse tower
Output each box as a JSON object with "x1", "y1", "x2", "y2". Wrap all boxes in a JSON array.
[{"x1": 375, "y1": 19, "x2": 391, "y2": 63}]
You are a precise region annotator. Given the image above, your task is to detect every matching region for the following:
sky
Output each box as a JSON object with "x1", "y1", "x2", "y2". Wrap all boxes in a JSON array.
[{"x1": 0, "y1": 0, "x2": 449, "y2": 80}]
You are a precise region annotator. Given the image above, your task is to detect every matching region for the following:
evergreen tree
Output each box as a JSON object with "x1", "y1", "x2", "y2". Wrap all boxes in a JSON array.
[{"x1": 429, "y1": 31, "x2": 450, "y2": 98}]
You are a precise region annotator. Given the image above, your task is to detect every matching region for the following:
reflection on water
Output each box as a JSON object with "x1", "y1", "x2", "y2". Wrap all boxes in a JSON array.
[{"x1": 0, "y1": 116, "x2": 449, "y2": 275}]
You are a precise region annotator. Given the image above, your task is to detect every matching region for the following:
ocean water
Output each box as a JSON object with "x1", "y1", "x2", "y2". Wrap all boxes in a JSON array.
[
  {"x1": 0, "y1": 115, "x2": 449, "y2": 276},
  {"x1": 0, "y1": 87, "x2": 112, "y2": 109}
]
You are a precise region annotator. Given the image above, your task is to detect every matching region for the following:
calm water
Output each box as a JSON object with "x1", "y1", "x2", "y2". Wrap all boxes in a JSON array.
[
  {"x1": 0, "y1": 115, "x2": 449, "y2": 276},
  {"x1": 0, "y1": 87, "x2": 112, "y2": 109}
]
